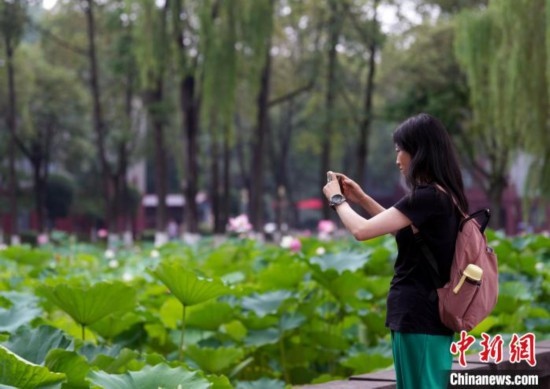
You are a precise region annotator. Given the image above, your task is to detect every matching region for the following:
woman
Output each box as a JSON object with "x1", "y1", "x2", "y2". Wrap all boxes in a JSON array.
[{"x1": 323, "y1": 113, "x2": 466, "y2": 388}]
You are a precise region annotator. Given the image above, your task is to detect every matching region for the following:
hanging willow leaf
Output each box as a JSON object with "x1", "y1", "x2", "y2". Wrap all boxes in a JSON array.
[
  {"x1": 148, "y1": 260, "x2": 227, "y2": 307},
  {"x1": 37, "y1": 280, "x2": 136, "y2": 328},
  {"x1": 0, "y1": 345, "x2": 65, "y2": 388}
]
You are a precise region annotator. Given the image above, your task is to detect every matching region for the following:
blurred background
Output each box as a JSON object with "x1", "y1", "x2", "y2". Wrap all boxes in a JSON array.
[{"x1": 1, "y1": 0, "x2": 549, "y2": 243}]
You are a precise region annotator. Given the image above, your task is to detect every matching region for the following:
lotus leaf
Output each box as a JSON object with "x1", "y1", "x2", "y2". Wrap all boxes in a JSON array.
[
  {"x1": 0, "y1": 345, "x2": 65, "y2": 388},
  {"x1": 244, "y1": 328, "x2": 280, "y2": 347},
  {"x1": 235, "y1": 378, "x2": 285, "y2": 389},
  {"x1": 221, "y1": 271, "x2": 246, "y2": 285},
  {"x1": 87, "y1": 363, "x2": 210, "y2": 389},
  {"x1": 89, "y1": 312, "x2": 143, "y2": 340},
  {"x1": 92, "y1": 348, "x2": 139, "y2": 373},
  {"x1": 241, "y1": 290, "x2": 293, "y2": 317},
  {"x1": 468, "y1": 316, "x2": 499, "y2": 336},
  {"x1": 257, "y1": 258, "x2": 307, "y2": 290},
  {"x1": 79, "y1": 343, "x2": 123, "y2": 363},
  {"x1": 220, "y1": 320, "x2": 247, "y2": 342},
  {"x1": 37, "y1": 280, "x2": 136, "y2": 328},
  {"x1": 363, "y1": 246, "x2": 394, "y2": 274},
  {"x1": 310, "y1": 331, "x2": 349, "y2": 351},
  {"x1": 2, "y1": 325, "x2": 72, "y2": 364},
  {"x1": 45, "y1": 349, "x2": 90, "y2": 388},
  {"x1": 186, "y1": 345, "x2": 244, "y2": 373},
  {"x1": 0, "y1": 292, "x2": 42, "y2": 333},
  {"x1": 340, "y1": 351, "x2": 393, "y2": 374},
  {"x1": 186, "y1": 301, "x2": 234, "y2": 330},
  {"x1": 279, "y1": 313, "x2": 306, "y2": 332},
  {"x1": 0, "y1": 246, "x2": 51, "y2": 266},
  {"x1": 206, "y1": 374, "x2": 233, "y2": 389},
  {"x1": 149, "y1": 261, "x2": 228, "y2": 307},
  {"x1": 308, "y1": 251, "x2": 369, "y2": 275},
  {"x1": 159, "y1": 297, "x2": 183, "y2": 329},
  {"x1": 240, "y1": 314, "x2": 279, "y2": 330},
  {"x1": 325, "y1": 271, "x2": 367, "y2": 305}
]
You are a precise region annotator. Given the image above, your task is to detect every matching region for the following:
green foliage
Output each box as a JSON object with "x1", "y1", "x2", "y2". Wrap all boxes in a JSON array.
[
  {"x1": 0, "y1": 232, "x2": 547, "y2": 386},
  {"x1": 46, "y1": 349, "x2": 90, "y2": 388},
  {"x1": 37, "y1": 280, "x2": 137, "y2": 338},
  {"x1": 0, "y1": 246, "x2": 52, "y2": 266},
  {"x1": 0, "y1": 292, "x2": 42, "y2": 333},
  {"x1": 2, "y1": 325, "x2": 72, "y2": 364},
  {"x1": 455, "y1": 0, "x2": 550, "y2": 197},
  {"x1": 87, "y1": 364, "x2": 211, "y2": 389},
  {"x1": 149, "y1": 261, "x2": 228, "y2": 307},
  {"x1": 0, "y1": 345, "x2": 65, "y2": 389},
  {"x1": 378, "y1": 21, "x2": 469, "y2": 133},
  {"x1": 187, "y1": 345, "x2": 244, "y2": 374}
]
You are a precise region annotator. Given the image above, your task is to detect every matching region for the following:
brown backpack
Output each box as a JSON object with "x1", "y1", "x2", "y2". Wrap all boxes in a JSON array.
[{"x1": 417, "y1": 208, "x2": 499, "y2": 332}]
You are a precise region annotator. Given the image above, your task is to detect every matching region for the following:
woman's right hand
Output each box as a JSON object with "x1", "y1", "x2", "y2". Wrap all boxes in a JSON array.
[{"x1": 334, "y1": 173, "x2": 367, "y2": 204}]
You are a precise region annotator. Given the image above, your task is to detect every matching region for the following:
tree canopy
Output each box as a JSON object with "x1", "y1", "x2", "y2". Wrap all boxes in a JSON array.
[{"x1": 0, "y1": 0, "x2": 548, "y2": 236}]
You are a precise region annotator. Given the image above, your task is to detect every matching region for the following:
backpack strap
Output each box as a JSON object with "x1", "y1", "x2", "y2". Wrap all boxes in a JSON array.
[
  {"x1": 414, "y1": 233, "x2": 444, "y2": 289},
  {"x1": 460, "y1": 209, "x2": 491, "y2": 233},
  {"x1": 413, "y1": 208, "x2": 492, "y2": 293},
  {"x1": 433, "y1": 183, "x2": 468, "y2": 219}
]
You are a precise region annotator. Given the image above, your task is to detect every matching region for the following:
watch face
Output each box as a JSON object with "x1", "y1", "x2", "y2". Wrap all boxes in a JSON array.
[
  {"x1": 331, "y1": 194, "x2": 344, "y2": 203},
  {"x1": 330, "y1": 194, "x2": 346, "y2": 207}
]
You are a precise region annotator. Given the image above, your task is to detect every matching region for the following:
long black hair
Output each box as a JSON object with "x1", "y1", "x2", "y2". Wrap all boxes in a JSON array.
[{"x1": 393, "y1": 113, "x2": 468, "y2": 213}]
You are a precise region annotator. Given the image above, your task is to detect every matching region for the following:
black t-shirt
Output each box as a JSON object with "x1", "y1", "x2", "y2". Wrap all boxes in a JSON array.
[{"x1": 386, "y1": 184, "x2": 460, "y2": 335}]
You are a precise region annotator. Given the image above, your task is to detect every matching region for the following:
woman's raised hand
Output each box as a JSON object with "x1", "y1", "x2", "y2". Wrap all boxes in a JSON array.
[{"x1": 334, "y1": 173, "x2": 366, "y2": 204}]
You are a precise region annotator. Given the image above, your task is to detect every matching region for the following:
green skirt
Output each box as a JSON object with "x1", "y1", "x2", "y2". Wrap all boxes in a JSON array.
[{"x1": 391, "y1": 331, "x2": 453, "y2": 389}]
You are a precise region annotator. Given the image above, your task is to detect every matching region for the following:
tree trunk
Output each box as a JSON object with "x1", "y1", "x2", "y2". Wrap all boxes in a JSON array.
[
  {"x1": 4, "y1": 34, "x2": 18, "y2": 237},
  {"x1": 31, "y1": 158, "x2": 46, "y2": 233},
  {"x1": 269, "y1": 100, "x2": 295, "y2": 231},
  {"x1": 320, "y1": 0, "x2": 340, "y2": 220},
  {"x1": 221, "y1": 126, "x2": 231, "y2": 232},
  {"x1": 180, "y1": 75, "x2": 200, "y2": 233},
  {"x1": 118, "y1": 60, "x2": 135, "y2": 235},
  {"x1": 486, "y1": 171, "x2": 507, "y2": 230},
  {"x1": 151, "y1": 86, "x2": 168, "y2": 233},
  {"x1": 115, "y1": 142, "x2": 129, "y2": 234},
  {"x1": 210, "y1": 133, "x2": 222, "y2": 233},
  {"x1": 356, "y1": 2, "x2": 378, "y2": 186},
  {"x1": 83, "y1": 0, "x2": 112, "y2": 230},
  {"x1": 249, "y1": 48, "x2": 272, "y2": 232}
]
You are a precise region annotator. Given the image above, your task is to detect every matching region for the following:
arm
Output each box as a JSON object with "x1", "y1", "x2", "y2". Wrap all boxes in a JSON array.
[
  {"x1": 324, "y1": 171, "x2": 412, "y2": 240},
  {"x1": 354, "y1": 192, "x2": 386, "y2": 217},
  {"x1": 334, "y1": 203, "x2": 412, "y2": 240},
  {"x1": 334, "y1": 173, "x2": 385, "y2": 217}
]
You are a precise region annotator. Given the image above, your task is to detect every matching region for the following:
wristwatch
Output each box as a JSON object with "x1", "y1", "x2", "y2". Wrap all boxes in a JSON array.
[{"x1": 329, "y1": 193, "x2": 346, "y2": 209}]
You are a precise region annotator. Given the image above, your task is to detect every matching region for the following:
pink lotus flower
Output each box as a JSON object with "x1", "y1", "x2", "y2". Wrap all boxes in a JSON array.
[
  {"x1": 317, "y1": 220, "x2": 336, "y2": 234},
  {"x1": 37, "y1": 233, "x2": 49, "y2": 245},
  {"x1": 280, "y1": 235, "x2": 302, "y2": 252},
  {"x1": 98, "y1": 229, "x2": 108, "y2": 238},
  {"x1": 227, "y1": 214, "x2": 253, "y2": 233},
  {"x1": 290, "y1": 238, "x2": 302, "y2": 252}
]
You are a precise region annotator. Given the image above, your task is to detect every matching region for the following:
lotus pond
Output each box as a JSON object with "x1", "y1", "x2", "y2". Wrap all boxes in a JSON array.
[{"x1": 0, "y1": 230, "x2": 549, "y2": 388}]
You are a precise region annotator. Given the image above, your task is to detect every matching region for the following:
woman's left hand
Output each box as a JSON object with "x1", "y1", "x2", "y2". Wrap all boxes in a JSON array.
[{"x1": 323, "y1": 171, "x2": 343, "y2": 200}]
